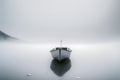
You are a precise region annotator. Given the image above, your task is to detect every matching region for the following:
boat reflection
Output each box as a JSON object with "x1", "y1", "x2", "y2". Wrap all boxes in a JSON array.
[{"x1": 50, "y1": 58, "x2": 71, "y2": 77}]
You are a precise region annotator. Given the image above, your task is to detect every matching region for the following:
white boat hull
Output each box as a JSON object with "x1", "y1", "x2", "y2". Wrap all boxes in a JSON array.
[{"x1": 51, "y1": 49, "x2": 71, "y2": 61}]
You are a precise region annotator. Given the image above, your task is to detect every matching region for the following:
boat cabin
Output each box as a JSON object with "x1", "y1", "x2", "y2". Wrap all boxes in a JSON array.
[{"x1": 51, "y1": 47, "x2": 71, "y2": 52}]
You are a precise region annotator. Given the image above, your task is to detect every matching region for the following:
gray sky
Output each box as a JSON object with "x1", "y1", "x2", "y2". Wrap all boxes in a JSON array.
[{"x1": 0, "y1": 0, "x2": 120, "y2": 43}]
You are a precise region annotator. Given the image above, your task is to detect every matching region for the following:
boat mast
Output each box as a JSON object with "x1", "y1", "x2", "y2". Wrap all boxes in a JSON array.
[{"x1": 60, "y1": 40, "x2": 62, "y2": 47}]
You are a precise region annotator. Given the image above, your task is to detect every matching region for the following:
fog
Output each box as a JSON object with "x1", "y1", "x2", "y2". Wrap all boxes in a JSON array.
[
  {"x1": 0, "y1": 0, "x2": 120, "y2": 43},
  {"x1": 0, "y1": 1, "x2": 120, "y2": 79}
]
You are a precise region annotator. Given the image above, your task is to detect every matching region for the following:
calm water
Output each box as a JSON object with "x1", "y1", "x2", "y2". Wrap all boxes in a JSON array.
[{"x1": 0, "y1": 42, "x2": 120, "y2": 80}]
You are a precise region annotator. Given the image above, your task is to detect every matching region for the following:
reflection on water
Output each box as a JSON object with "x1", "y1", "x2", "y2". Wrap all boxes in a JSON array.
[
  {"x1": 50, "y1": 58, "x2": 71, "y2": 77},
  {"x1": 0, "y1": 42, "x2": 120, "y2": 80}
]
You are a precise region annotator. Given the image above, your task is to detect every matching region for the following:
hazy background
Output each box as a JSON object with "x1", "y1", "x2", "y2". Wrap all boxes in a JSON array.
[
  {"x1": 0, "y1": 0, "x2": 120, "y2": 43},
  {"x1": 0, "y1": 1, "x2": 120, "y2": 80}
]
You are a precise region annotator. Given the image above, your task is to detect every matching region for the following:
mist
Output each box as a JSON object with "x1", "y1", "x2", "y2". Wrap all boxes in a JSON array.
[
  {"x1": 0, "y1": 0, "x2": 120, "y2": 43},
  {"x1": 0, "y1": 1, "x2": 120, "y2": 80}
]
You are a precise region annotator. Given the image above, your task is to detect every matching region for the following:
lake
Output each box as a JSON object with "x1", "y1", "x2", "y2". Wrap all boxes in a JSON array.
[{"x1": 0, "y1": 41, "x2": 120, "y2": 80}]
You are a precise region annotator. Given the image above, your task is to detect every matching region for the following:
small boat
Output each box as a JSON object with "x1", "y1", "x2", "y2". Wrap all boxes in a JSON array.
[{"x1": 50, "y1": 40, "x2": 72, "y2": 61}]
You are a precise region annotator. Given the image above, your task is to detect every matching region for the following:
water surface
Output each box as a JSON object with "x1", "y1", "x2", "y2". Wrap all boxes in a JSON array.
[{"x1": 0, "y1": 42, "x2": 120, "y2": 80}]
